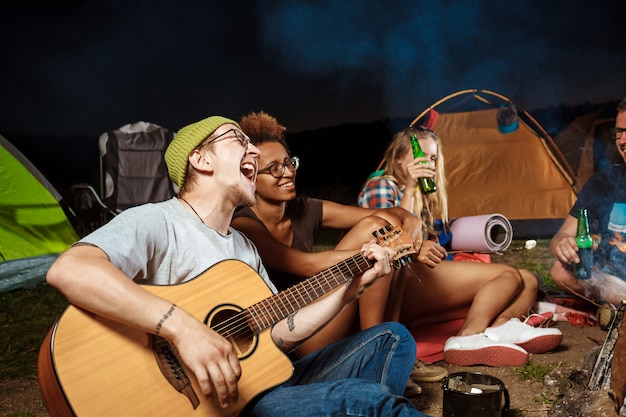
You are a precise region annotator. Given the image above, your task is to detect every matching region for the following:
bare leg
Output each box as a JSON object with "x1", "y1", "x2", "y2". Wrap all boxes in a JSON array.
[
  {"x1": 334, "y1": 214, "x2": 403, "y2": 329},
  {"x1": 384, "y1": 269, "x2": 407, "y2": 323},
  {"x1": 293, "y1": 215, "x2": 399, "y2": 358},
  {"x1": 456, "y1": 268, "x2": 522, "y2": 336},
  {"x1": 490, "y1": 269, "x2": 538, "y2": 327},
  {"x1": 399, "y1": 260, "x2": 531, "y2": 335}
]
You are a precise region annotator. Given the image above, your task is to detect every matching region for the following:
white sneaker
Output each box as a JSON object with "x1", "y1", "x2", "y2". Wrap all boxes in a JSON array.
[
  {"x1": 443, "y1": 333, "x2": 528, "y2": 367},
  {"x1": 484, "y1": 318, "x2": 563, "y2": 354}
]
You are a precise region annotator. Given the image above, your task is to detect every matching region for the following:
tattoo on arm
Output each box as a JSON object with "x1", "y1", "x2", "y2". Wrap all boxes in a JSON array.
[
  {"x1": 155, "y1": 304, "x2": 177, "y2": 335},
  {"x1": 287, "y1": 312, "x2": 296, "y2": 331}
]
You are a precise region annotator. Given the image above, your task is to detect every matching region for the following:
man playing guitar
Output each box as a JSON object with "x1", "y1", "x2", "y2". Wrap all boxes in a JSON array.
[{"x1": 43, "y1": 116, "x2": 429, "y2": 417}]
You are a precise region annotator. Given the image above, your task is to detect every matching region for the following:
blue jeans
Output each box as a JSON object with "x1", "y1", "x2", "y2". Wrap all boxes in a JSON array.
[{"x1": 245, "y1": 322, "x2": 430, "y2": 417}]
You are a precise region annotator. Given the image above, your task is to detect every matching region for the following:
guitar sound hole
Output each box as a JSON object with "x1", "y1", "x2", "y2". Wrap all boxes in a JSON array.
[{"x1": 207, "y1": 305, "x2": 257, "y2": 359}]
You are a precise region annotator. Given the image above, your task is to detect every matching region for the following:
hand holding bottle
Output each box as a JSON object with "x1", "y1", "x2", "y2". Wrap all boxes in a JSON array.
[
  {"x1": 574, "y1": 208, "x2": 593, "y2": 280},
  {"x1": 552, "y1": 234, "x2": 596, "y2": 264},
  {"x1": 410, "y1": 134, "x2": 437, "y2": 194},
  {"x1": 406, "y1": 157, "x2": 435, "y2": 187}
]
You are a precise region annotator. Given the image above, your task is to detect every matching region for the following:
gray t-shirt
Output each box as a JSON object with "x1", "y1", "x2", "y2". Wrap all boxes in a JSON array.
[{"x1": 80, "y1": 197, "x2": 277, "y2": 293}]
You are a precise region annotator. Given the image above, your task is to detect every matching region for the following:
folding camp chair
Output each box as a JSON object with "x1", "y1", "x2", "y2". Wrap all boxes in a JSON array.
[{"x1": 71, "y1": 121, "x2": 175, "y2": 235}]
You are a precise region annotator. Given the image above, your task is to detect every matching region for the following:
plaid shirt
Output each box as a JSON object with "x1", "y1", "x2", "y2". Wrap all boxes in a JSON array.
[
  {"x1": 358, "y1": 176, "x2": 454, "y2": 250},
  {"x1": 358, "y1": 177, "x2": 402, "y2": 209}
]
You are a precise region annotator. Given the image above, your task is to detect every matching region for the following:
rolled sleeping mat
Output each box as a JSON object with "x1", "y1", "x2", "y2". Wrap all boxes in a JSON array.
[{"x1": 449, "y1": 213, "x2": 513, "y2": 253}]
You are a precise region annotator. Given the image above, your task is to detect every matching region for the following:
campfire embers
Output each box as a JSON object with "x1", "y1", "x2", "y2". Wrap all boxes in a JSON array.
[{"x1": 547, "y1": 302, "x2": 626, "y2": 416}]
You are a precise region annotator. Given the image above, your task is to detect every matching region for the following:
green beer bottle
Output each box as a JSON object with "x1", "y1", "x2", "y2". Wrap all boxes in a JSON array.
[
  {"x1": 410, "y1": 134, "x2": 437, "y2": 194},
  {"x1": 574, "y1": 208, "x2": 593, "y2": 280}
]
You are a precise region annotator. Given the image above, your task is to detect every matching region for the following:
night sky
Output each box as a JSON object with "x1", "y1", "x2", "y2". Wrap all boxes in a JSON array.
[{"x1": 2, "y1": 0, "x2": 625, "y2": 139}]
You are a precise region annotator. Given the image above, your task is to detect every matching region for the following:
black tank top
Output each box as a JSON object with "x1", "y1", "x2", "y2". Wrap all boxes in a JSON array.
[{"x1": 233, "y1": 197, "x2": 323, "y2": 290}]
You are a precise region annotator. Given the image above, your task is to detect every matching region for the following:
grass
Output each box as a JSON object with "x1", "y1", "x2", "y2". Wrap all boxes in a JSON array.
[
  {"x1": 515, "y1": 362, "x2": 555, "y2": 383},
  {"x1": 514, "y1": 361, "x2": 562, "y2": 407},
  {"x1": 490, "y1": 238, "x2": 556, "y2": 288},
  {"x1": 0, "y1": 284, "x2": 68, "y2": 379},
  {"x1": 0, "y1": 239, "x2": 555, "y2": 381}
]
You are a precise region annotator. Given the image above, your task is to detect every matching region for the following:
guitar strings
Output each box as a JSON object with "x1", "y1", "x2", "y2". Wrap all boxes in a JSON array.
[
  {"x1": 210, "y1": 253, "x2": 370, "y2": 338},
  {"x1": 210, "y1": 231, "x2": 412, "y2": 340},
  {"x1": 210, "y1": 252, "x2": 373, "y2": 339}
]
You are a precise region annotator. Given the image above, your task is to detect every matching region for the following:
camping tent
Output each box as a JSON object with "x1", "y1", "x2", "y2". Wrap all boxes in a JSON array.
[
  {"x1": 408, "y1": 89, "x2": 578, "y2": 238},
  {"x1": 0, "y1": 134, "x2": 78, "y2": 293},
  {"x1": 552, "y1": 106, "x2": 619, "y2": 192}
]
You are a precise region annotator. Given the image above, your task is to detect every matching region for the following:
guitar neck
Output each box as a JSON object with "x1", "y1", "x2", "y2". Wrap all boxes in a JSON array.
[{"x1": 245, "y1": 252, "x2": 372, "y2": 334}]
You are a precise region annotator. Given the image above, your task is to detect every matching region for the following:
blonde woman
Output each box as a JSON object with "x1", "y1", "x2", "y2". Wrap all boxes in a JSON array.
[{"x1": 358, "y1": 126, "x2": 563, "y2": 367}]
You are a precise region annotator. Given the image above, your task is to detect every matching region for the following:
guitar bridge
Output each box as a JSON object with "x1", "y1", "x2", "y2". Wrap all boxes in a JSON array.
[{"x1": 151, "y1": 335, "x2": 200, "y2": 409}]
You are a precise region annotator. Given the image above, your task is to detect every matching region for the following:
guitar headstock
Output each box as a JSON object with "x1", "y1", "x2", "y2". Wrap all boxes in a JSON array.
[{"x1": 372, "y1": 225, "x2": 416, "y2": 269}]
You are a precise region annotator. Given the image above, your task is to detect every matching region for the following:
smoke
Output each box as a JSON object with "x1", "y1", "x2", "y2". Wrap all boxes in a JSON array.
[
  {"x1": 256, "y1": 1, "x2": 625, "y2": 122},
  {"x1": 0, "y1": 0, "x2": 624, "y2": 137}
]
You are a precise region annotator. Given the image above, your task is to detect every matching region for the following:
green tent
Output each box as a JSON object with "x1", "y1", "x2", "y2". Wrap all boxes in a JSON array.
[{"x1": 0, "y1": 134, "x2": 78, "y2": 292}]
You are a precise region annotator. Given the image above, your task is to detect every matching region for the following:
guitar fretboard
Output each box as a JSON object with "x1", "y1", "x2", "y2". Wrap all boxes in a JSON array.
[{"x1": 215, "y1": 252, "x2": 372, "y2": 339}]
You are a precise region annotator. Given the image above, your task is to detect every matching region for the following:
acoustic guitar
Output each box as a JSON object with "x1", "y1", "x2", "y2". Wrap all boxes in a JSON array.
[{"x1": 38, "y1": 225, "x2": 414, "y2": 417}]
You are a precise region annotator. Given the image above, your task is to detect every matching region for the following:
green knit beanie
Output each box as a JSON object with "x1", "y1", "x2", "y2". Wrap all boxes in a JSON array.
[{"x1": 165, "y1": 116, "x2": 240, "y2": 189}]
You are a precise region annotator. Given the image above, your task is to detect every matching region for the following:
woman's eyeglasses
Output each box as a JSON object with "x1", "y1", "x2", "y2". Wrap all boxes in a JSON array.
[{"x1": 257, "y1": 157, "x2": 300, "y2": 178}]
